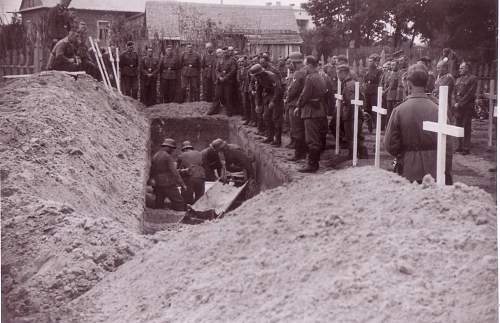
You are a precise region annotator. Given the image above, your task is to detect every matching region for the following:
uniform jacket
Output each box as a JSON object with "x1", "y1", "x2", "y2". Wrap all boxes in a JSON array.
[
  {"x1": 340, "y1": 76, "x2": 358, "y2": 121},
  {"x1": 216, "y1": 56, "x2": 237, "y2": 83},
  {"x1": 181, "y1": 51, "x2": 201, "y2": 77},
  {"x1": 433, "y1": 73, "x2": 455, "y2": 104},
  {"x1": 47, "y1": 4, "x2": 73, "y2": 40},
  {"x1": 150, "y1": 148, "x2": 185, "y2": 187},
  {"x1": 160, "y1": 54, "x2": 180, "y2": 80},
  {"x1": 297, "y1": 70, "x2": 328, "y2": 119},
  {"x1": 141, "y1": 56, "x2": 160, "y2": 83},
  {"x1": 202, "y1": 52, "x2": 217, "y2": 79},
  {"x1": 454, "y1": 74, "x2": 477, "y2": 112},
  {"x1": 384, "y1": 93, "x2": 453, "y2": 183},
  {"x1": 363, "y1": 67, "x2": 383, "y2": 95},
  {"x1": 383, "y1": 70, "x2": 399, "y2": 101},
  {"x1": 396, "y1": 68, "x2": 407, "y2": 101},
  {"x1": 119, "y1": 51, "x2": 139, "y2": 77},
  {"x1": 177, "y1": 150, "x2": 206, "y2": 179},
  {"x1": 255, "y1": 71, "x2": 282, "y2": 106},
  {"x1": 425, "y1": 72, "x2": 436, "y2": 94},
  {"x1": 222, "y1": 144, "x2": 254, "y2": 178},
  {"x1": 285, "y1": 68, "x2": 307, "y2": 107},
  {"x1": 50, "y1": 37, "x2": 78, "y2": 71}
]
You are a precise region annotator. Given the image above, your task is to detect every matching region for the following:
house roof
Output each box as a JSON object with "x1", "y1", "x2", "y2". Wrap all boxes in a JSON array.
[
  {"x1": 145, "y1": 1, "x2": 301, "y2": 42},
  {"x1": 19, "y1": 0, "x2": 147, "y2": 13}
]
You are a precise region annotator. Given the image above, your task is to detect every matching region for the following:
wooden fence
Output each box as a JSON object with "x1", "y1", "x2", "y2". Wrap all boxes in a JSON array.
[{"x1": 0, "y1": 35, "x2": 45, "y2": 77}]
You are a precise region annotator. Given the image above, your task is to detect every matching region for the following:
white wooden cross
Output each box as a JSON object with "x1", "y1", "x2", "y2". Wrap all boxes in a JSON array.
[
  {"x1": 350, "y1": 82, "x2": 363, "y2": 166},
  {"x1": 423, "y1": 86, "x2": 464, "y2": 186},
  {"x1": 334, "y1": 78, "x2": 343, "y2": 155},
  {"x1": 488, "y1": 79, "x2": 496, "y2": 147},
  {"x1": 371, "y1": 86, "x2": 386, "y2": 168}
]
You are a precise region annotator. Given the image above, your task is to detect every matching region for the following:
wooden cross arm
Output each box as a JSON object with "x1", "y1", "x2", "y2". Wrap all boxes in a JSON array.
[
  {"x1": 334, "y1": 94, "x2": 343, "y2": 100},
  {"x1": 351, "y1": 99, "x2": 363, "y2": 106},
  {"x1": 494, "y1": 106, "x2": 498, "y2": 117},
  {"x1": 423, "y1": 121, "x2": 464, "y2": 137},
  {"x1": 372, "y1": 106, "x2": 387, "y2": 115}
]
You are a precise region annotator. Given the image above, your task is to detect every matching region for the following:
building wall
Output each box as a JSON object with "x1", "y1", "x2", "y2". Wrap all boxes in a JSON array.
[
  {"x1": 72, "y1": 10, "x2": 131, "y2": 47},
  {"x1": 249, "y1": 44, "x2": 301, "y2": 60}
]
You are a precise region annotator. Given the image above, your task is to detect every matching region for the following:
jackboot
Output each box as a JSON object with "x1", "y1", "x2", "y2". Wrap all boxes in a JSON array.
[
  {"x1": 298, "y1": 149, "x2": 319, "y2": 173},
  {"x1": 264, "y1": 127, "x2": 275, "y2": 144},
  {"x1": 285, "y1": 137, "x2": 295, "y2": 149}
]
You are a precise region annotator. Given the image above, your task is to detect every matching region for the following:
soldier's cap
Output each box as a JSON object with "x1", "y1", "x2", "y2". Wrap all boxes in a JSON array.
[
  {"x1": 181, "y1": 140, "x2": 194, "y2": 151},
  {"x1": 336, "y1": 55, "x2": 348, "y2": 63},
  {"x1": 126, "y1": 41, "x2": 134, "y2": 47},
  {"x1": 210, "y1": 138, "x2": 227, "y2": 151},
  {"x1": 336, "y1": 64, "x2": 350, "y2": 72},
  {"x1": 216, "y1": 48, "x2": 223, "y2": 54},
  {"x1": 406, "y1": 64, "x2": 429, "y2": 87},
  {"x1": 161, "y1": 138, "x2": 177, "y2": 148},
  {"x1": 249, "y1": 64, "x2": 265, "y2": 76}
]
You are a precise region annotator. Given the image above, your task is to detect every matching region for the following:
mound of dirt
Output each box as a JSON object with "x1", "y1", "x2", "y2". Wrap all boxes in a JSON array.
[
  {"x1": 145, "y1": 101, "x2": 213, "y2": 119},
  {"x1": 0, "y1": 72, "x2": 151, "y2": 321},
  {"x1": 60, "y1": 167, "x2": 497, "y2": 323}
]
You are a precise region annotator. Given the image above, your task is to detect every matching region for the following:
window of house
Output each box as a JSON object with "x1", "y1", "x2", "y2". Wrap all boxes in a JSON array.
[{"x1": 97, "y1": 20, "x2": 111, "y2": 43}]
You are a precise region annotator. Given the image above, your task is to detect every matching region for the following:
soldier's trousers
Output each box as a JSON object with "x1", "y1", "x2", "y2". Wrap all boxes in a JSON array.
[
  {"x1": 264, "y1": 100, "x2": 284, "y2": 140},
  {"x1": 154, "y1": 185, "x2": 186, "y2": 211},
  {"x1": 182, "y1": 75, "x2": 200, "y2": 102},
  {"x1": 160, "y1": 78, "x2": 178, "y2": 103},
  {"x1": 304, "y1": 117, "x2": 328, "y2": 157},
  {"x1": 386, "y1": 100, "x2": 397, "y2": 129},
  {"x1": 289, "y1": 107, "x2": 307, "y2": 156},
  {"x1": 122, "y1": 75, "x2": 138, "y2": 99},
  {"x1": 203, "y1": 76, "x2": 215, "y2": 102},
  {"x1": 141, "y1": 78, "x2": 157, "y2": 107},
  {"x1": 212, "y1": 82, "x2": 234, "y2": 116},
  {"x1": 241, "y1": 91, "x2": 251, "y2": 121},
  {"x1": 455, "y1": 109, "x2": 473, "y2": 150},
  {"x1": 181, "y1": 177, "x2": 205, "y2": 205}
]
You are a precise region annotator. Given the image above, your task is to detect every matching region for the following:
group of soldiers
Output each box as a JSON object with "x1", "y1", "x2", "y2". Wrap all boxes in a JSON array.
[{"x1": 149, "y1": 138, "x2": 254, "y2": 211}]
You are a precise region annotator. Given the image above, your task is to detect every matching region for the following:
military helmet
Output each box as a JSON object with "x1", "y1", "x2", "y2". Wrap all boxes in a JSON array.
[
  {"x1": 161, "y1": 138, "x2": 177, "y2": 148},
  {"x1": 289, "y1": 52, "x2": 304, "y2": 63},
  {"x1": 210, "y1": 138, "x2": 227, "y2": 151},
  {"x1": 249, "y1": 64, "x2": 265, "y2": 76},
  {"x1": 181, "y1": 140, "x2": 194, "y2": 151}
]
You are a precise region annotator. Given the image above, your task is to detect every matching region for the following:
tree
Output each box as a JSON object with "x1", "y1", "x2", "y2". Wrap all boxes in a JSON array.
[{"x1": 300, "y1": 25, "x2": 342, "y2": 58}]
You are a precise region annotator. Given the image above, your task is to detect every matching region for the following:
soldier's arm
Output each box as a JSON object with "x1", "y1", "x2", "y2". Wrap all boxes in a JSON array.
[
  {"x1": 457, "y1": 77, "x2": 477, "y2": 107},
  {"x1": 153, "y1": 58, "x2": 161, "y2": 75},
  {"x1": 384, "y1": 109, "x2": 402, "y2": 156},
  {"x1": 54, "y1": 43, "x2": 73, "y2": 64},
  {"x1": 297, "y1": 75, "x2": 312, "y2": 109},
  {"x1": 255, "y1": 82, "x2": 263, "y2": 106},
  {"x1": 167, "y1": 156, "x2": 185, "y2": 187},
  {"x1": 286, "y1": 73, "x2": 304, "y2": 104}
]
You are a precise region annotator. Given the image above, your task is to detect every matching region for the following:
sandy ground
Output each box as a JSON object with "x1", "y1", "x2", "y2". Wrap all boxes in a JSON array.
[
  {"x1": 0, "y1": 73, "x2": 151, "y2": 322},
  {"x1": 60, "y1": 167, "x2": 497, "y2": 323}
]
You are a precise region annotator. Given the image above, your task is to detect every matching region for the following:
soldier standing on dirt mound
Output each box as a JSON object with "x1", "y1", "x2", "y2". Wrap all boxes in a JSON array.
[
  {"x1": 294, "y1": 56, "x2": 328, "y2": 173},
  {"x1": 180, "y1": 44, "x2": 201, "y2": 102},
  {"x1": 47, "y1": 30, "x2": 81, "y2": 72},
  {"x1": 285, "y1": 52, "x2": 308, "y2": 162},
  {"x1": 250, "y1": 63, "x2": 284, "y2": 147},
  {"x1": 140, "y1": 47, "x2": 160, "y2": 107},
  {"x1": 119, "y1": 41, "x2": 139, "y2": 99},
  {"x1": 47, "y1": 0, "x2": 74, "y2": 49},
  {"x1": 177, "y1": 141, "x2": 206, "y2": 205},
  {"x1": 150, "y1": 139, "x2": 187, "y2": 211}
]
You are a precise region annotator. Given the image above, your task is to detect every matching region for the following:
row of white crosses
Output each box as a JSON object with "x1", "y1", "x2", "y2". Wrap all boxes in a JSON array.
[
  {"x1": 89, "y1": 36, "x2": 122, "y2": 94},
  {"x1": 334, "y1": 82, "x2": 464, "y2": 186}
]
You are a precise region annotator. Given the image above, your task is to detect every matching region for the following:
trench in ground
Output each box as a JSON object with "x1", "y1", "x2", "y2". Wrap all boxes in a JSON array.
[{"x1": 143, "y1": 117, "x2": 293, "y2": 232}]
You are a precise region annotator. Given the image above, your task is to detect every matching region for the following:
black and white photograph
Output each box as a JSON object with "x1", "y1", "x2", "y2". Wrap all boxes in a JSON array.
[{"x1": 0, "y1": 0, "x2": 498, "y2": 321}]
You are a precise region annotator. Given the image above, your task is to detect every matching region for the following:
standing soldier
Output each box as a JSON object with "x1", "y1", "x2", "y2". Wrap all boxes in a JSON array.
[
  {"x1": 177, "y1": 141, "x2": 206, "y2": 204},
  {"x1": 250, "y1": 63, "x2": 284, "y2": 146},
  {"x1": 337, "y1": 64, "x2": 368, "y2": 159},
  {"x1": 383, "y1": 60, "x2": 399, "y2": 124},
  {"x1": 238, "y1": 56, "x2": 252, "y2": 124},
  {"x1": 247, "y1": 56, "x2": 260, "y2": 128},
  {"x1": 433, "y1": 60, "x2": 455, "y2": 114},
  {"x1": 453, "y1": 62, "x2": 477, "y2": 155},
  {"x1": 294, "y1": 56, "x2": 328, "y2": 172},
  {"x1": 208, "y1": 48, "x2": 237, "y2": 116},
  {"x1": 259, "y1": 52, "x2": 281, "y2": 77},
  {"x1": 396, "y1": 56, "x2": 409, "y2": 104},
  {"x1": 119, "y1": 41, "x2": 139, "y2": 99},
  {"x1": 417, "y1": 56, "x2": 435, "y2": 94},
  {"x1": 180, "y1": 43, "x2": 201, "y2": 102},
  {"x1": 140, "y1": 47, "x2": 160, "y2": 106},
  {"x1": 47, "y1": 0, "x2": 74, "y2": 49},
  {"x1": 201, "y1": 42, "x2": 217, "y2": 102},
  {"x1": 159, "y1": 45, "x2": 180, "y2": 103},
  {"x1": 363, "y1": 54, "x2": 383, "y2": 133},
  {"x1": 285, "y1": 52, "x2": 308, "y2": 161}
]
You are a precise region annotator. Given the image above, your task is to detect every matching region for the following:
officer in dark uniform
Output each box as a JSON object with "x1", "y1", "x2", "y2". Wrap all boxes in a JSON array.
[
  {"x1": 285, "y1": 52, "x2": 308, "y2": 161},
  {"x1": 180, "y1": 43, "x2": 201, "y2": 102},
  {"x1": 47, "y1": 0, "x2": 74, "y2": 49},
  {"x1": 119, "y1": 41, "x2": 139, "y2": 99},
  {"x1": 208, "y1": 48, "x2": 238, "y2": 116},
  {"x1": 294, "y1": 56, "x2": 328, "y2": 173},
  {"x1": 48, "y1": 31, "x2": 81, "y2": 72},
  {"x1": 238, "y1": 56, "x2": 252, "y2": 124},
  {"x1": 160, "y1": 46, "x2": 180, "y2": 103},
  {"x1": 363, "y1": 53, "x2": 383, "y2": 133},
  {"x1": 337, "y1": 64, "x2": 368, "y2": 159},
  {"x1": 201, "y1": 42, "x2": 217, "y2": 102},
  {"x1": 149, "y1": 139, "x2": 187, "y2": 211},
  {"x1": 140, "y1": 47, "x2": 160, "y2": 106},
  {"x1": 208, "y1": 139, "x2": 255, "y2": 180},
  {"x1": 453, "y1": 62, "x2": 477, "y2": 155},
  {"x1": 250, "y1": 63, "x2": 284, "y2": 146},
  {"x1": 177, "y1": 141, "x2": 206, "y2": 204}
]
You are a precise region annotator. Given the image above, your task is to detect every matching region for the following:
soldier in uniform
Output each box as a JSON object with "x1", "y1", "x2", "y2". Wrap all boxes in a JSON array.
[
  {"x1": 259, "y1": 52, "x2": 281, "y2": 77},
  {"x1": 396, "y1": 56, "x2": 409, "y2": 104},
  {"x1": 208, "y1": 48, "x2": 238, "y2": 116},
  {"x1": 285, "y1": 52, "x2": 308, "y2": 161},
  {"x1": 159, "y1": 46, "x2": 180, "y2": 103},
  {"x1": 417, "y1": 56, "x2": 436, "y2": 94},
  {"x1": 149, "y1": 139, "x2": 187, "y2": 211},
  {"x1": 337, "y1": 64, "x2": 368, "y2": 159},
  {"x1": 363, "y1": 54, "x2": 383, "y2": 133},
  {"x1": 140, "y1": 47, "x2": 160, "y2": 106},
  {"x1": 250, "y1": 63, "x2": 284, "y2": 146},
  {"x1": 119, "y1": 41, "x2": 139, "y2": 99},
  {"x1": 238, "y1": 56, "x2": 252, "y2": 124},
  {"x1": 433, "y1": 60, "x2": 455, "y2": 113},
  {"x1": 180, "y1": 43, "x2": 201, "y2": 102},
  {"x1": 177, "y1": 141, "x2": 206, "y2": 204},
  {"x1": 48, "y1": 30, "x2": 81, "y2": 72},
  {"x1": 205, "y1": 139, "x2": 255, "y2": 181},
  {"x1": 201, "y1": 42, "x2": 217, "y2": 102},
  {"x1": 383, "y1": 60, "x2": 399, "y2": 125},
  {"x1": 453, "y1": 62, "x2": 477, "y2": 155},
  {"x1": 47, "y1": 0, "x2": 74, "y2": 49}
]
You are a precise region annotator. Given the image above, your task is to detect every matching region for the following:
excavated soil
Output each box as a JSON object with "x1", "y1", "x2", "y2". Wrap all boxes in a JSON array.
[
  {"x1": 60, "y1": 167, "x2": 497, "y2": 323},
  {"x1": 0, "y1": 72, "x2": 151, "y2": 322}
]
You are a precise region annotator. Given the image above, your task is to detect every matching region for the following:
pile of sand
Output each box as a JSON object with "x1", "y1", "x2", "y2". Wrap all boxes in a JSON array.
[
  {"x1": 0, "y1": 72, "x2": 151, "y2": 321},
  {"x1": 61, "y1": 167, "x2": 497, "y2": 323}
]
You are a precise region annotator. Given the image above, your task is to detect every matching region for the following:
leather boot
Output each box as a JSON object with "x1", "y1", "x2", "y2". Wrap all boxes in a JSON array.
[
  {"x1": 287, "y1": 141, "x2": 304, "y2": 161},
  {"x1": 272, "y1": 127, "x2": 282, "y2": 147},
  {"x1": 298, "y1": 149, "x2": 319, "y2": 173}
]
